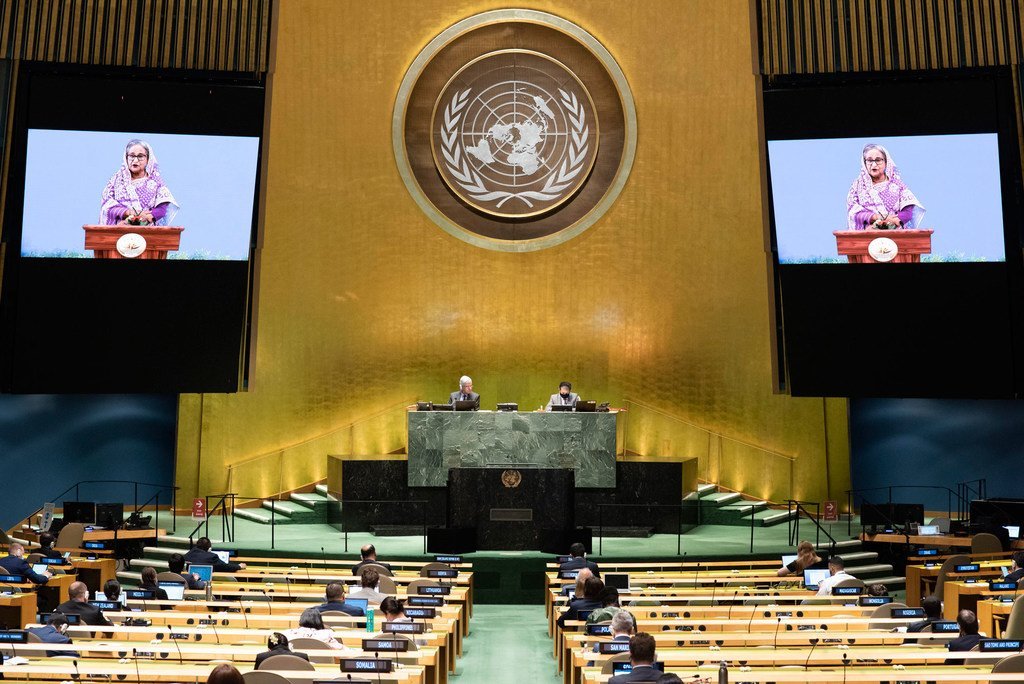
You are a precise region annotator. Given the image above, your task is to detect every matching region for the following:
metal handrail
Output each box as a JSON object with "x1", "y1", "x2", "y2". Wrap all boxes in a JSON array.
[
  {"x1": 784, "y1": 499, "x2": 837, "y2": 552},
  {"x1": 595, "y1": 503, "x2": 685, "y2": 556},
  {"x1": 844, "y1": 484, "x2": 971, "y2": 536}
]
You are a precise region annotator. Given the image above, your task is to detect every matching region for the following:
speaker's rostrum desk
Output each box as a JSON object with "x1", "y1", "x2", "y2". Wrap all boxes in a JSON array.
[{"x1": 407, "y1": 409, "x2": 619, "y2": 488}]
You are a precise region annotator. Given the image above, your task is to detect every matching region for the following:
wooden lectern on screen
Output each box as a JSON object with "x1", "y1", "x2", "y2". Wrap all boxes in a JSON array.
[
  {"x1": 833, "y1": 228, "x2": 934, "y2": 263},
  {"x1": 83, "y1": 224, "x2": 184, "y2": 259}
]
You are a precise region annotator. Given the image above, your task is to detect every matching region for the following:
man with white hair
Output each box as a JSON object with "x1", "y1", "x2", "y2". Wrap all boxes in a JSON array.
[{"x1": 448, "y1": 375, "x2": 479, "y2": 406}]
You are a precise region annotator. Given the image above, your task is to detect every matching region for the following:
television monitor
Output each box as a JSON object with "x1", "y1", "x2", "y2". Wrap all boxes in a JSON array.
[
  {"x1": 95, "y1": 503, "x2": 124, "y2": 530},
  {"x1": 453, "y1": 400, "x2": 478, "y2": 412},
  {"x1": 158, "y1": 581, "x2": 185, "y2": 601},
  {"x1": 62, "y1": 501, "x2": 95, "y2": 524},
  {"x1": 803, "y1": 568, "x2": 831, "y2": 590}
]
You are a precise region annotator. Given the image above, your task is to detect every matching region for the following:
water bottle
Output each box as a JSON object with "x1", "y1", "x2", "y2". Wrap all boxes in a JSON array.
[
  {"x1": 365, "y1": 607, "x2": 375, "y2": 633},
  {"x1": 718, "y1": 660, "x2": 728, "y2": 684}
]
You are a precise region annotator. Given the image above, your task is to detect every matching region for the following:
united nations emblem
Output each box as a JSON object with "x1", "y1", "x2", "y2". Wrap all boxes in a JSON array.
[
  {"x1": 501, "y1": 469, "x2": 522, "y2": 488},
  {"x1": 394, "y1": 10, "x2": 636, "y2": 251},
  {"x1": 868, "y1": 236, "x2": 898, "y2": 262},
  {"x1": 116, "y1": 233, "x2": 147, "y2": 258},
  {"x1": 432, "y1": 51, "x2": 598, "y2": 218}
]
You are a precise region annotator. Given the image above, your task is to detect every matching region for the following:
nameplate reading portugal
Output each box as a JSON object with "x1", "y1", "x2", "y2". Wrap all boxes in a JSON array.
[
  {"x1": 931, "y1": 621, "x2": 960, "y2": 633},
  {"x1": 342, "y1": 658, "x2": 393, "y2": 673}
]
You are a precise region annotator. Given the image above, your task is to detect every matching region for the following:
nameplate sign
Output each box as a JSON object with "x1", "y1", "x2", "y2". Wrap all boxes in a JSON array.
[
  {"x1": 407, "y1": 596, "x2": 444, "y2": 606},
  {"x1": 342, "y1": 658, "x2": 393, "y2": 673},
  {"x1": 859, "y1": 596, "x2": 892, "y2": 606},
  {"x1": 126, "y1": 590, "x2": 155, "y2": 600},
  {"x1": 434, "y1": 555, "x2": 462, "y2": 564},
  {"x1": 37, "y1": 558, "x2": 67, "y2": 565},
  {"x1": 990, "y1": 581, "x2": 1018, "y2": 591},
  {"x1": 382, "y1": 621, "x2": 425, "y2": 634},
  {"x1": 586, "y1": 623, "x2": 611, "y2": 636},
  {"x1": 932, "y1": 621, "x2": 960, "y2": 633},
  {"x1": 0, "y1": 575, "x2": 22, "y2": 583},
  {"x1": 598, "y1": 641, "x2": 632, "y2": 654},
  {"x1": 427, "y1": 569, "x2": 458, "y2": 578},
  {"x1": 490, "y1": 508, "x2": 533, "y2": 522},
  {"x1": 91, "y1": 601, "x2": 119, "y2": 611},
  {"x1": 980, "y1": 639, "x2": 1024, "y2": 652},
  {"x1": 892, "y1": 608, "x2": 925, "y2": 619},
  {"x1": 417, "y1": 586, "x2": 450, "y2": 595},
  {"x1": 833, "y1": 586, "x2": 862, "y2": 595},
  {"x1": 559, "y1": 571, "x2": 579, "y2": 580},
  {"x1": 955, "y1": 564, "x2": 980, "y2": 573},
  {"x1": 362, "y1": 638, "x2": 409, "y2": 652},
  {"x1": 0, "y1": 631, "x2": 27, "y2": 643},
  {"x1": 83, "y1": 541, "x2": 106, "y2": 550},
  {"x1": 169, "y1": 632, "x2": 189, "y2": 640},
  {"x1": 404, "y1": 607, "x2": 436, "y2": 619},
  {"x1": 555, "y1": 555, "x2": 572, "y2": 564},
  {"x1": 917, "y1": 548, "x2": 939, "y2": 556}
]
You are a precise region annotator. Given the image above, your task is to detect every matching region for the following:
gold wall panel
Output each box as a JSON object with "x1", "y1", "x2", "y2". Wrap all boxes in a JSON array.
[{"x1": 176, "y1": 0, "x2": 851, "y2": 508}]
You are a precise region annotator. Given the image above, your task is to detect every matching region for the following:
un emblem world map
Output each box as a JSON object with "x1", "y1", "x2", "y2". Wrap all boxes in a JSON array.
[{"x1": 431, "y1": 50, "x2": 600, "y2": 218}]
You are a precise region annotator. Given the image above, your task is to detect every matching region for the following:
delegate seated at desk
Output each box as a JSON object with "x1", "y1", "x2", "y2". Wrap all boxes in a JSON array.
[
  {"x1": 27, "y1": 613, "x2": 78, "y2": 657},
  {"x1": 36, "y1": 533, "x2": 64, "y2": 561},
  {"x1": 449, "y1": 375, "x2": 480, "y2": 406},
  {"x1": 608, "y1": 632, "x2": 660, "y2": 684},
  {"x1": 183, "y1": 537, "x2": 246, "y2": 572},
  {"x1": 0, "y1": 542, "x2": 50, "y2": 584},
  {"x1": 56, "y1": 581, "x2": 113, "y2": 626},
  {"x1": 1006, "y1": 551, "x2": 1024, "y2": 584},
  {"x1": 546, "y1": 381, "x2": 578, "y2": 410}
]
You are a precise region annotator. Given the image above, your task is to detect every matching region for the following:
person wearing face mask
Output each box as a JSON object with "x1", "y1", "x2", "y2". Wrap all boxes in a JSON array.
[
  {"x1": 546, "y1": 381, "x2": 579, "y2": 411},
  {"x1": 27, "y1": 613, "x2": 78, "y2": 657},
  {"x1": 0, "y1": 542, "x2": 50, "y2": 584}
]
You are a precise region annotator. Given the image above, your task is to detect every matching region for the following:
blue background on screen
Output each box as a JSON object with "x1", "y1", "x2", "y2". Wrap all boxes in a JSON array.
[
  {"x1": 22, "y1": 130, "x2": 259, "y2": 259},
  {"x1": 768, "y1": 134, "x2": 1005, "y2": 262}
]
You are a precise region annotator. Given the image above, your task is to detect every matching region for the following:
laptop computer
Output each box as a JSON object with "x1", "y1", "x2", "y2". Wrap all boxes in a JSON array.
[
  {"x1": 187, "y1": 564, "x2": 214, "y2": 583},
  {"x1": 31, "y1": 564, "x2": 49, "y2": 576},
  {"x1": 158, "y1": 581, "x2": 186, "y2": 601},
  {"x1": 344, "y1": 598, "x2": 369, "y2": 613},
  {"x1": 213, "y1": 550, "x2": 231, "y2": 564},
  {"x1": 917, "y1": 524, "x2": 939, "y2": 535},
  {"x1": 574, "y1": 400, "x2": 597, "y2": 412},
  {"x1": 604, "y1": 573, "x2": 630, "y2": 591},
  {"x1": 781, "y1": 554, "x2": 798, "y2": 568},
  {"x1": 453, "y1": 399, "x2": 479, "y2": 412},
  {"x1": 803, "y1": 568, "x2": 831, "y2": 591},
  {"x1": 1004, "y1": 525, "x2": 1021, "y2": 539}
]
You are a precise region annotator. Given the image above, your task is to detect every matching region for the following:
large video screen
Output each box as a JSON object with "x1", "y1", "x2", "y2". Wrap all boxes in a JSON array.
[
  {"x1": 22, "y1": 130, "x2": 259, "y2": 259},
  {"x1": 769, "y1": 133, "x2": 1005, "y2": 264}
]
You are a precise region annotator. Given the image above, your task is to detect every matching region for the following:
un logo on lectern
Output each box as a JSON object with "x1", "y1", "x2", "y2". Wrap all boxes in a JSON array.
[{"x1": 394, "y1": 10, "x2": 636, "y2": 251}]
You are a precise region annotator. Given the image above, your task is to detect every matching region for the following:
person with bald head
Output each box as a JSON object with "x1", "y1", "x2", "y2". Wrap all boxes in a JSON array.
[
  {"x1": 55, "y1": 581, "x2": 113, "y2": 626},
  {"x1": 351, "y1": 544, "x2": 392, "y2": 575},
  {"x1": 0, "y1": 542, "x2": 50, "y2": 584}
]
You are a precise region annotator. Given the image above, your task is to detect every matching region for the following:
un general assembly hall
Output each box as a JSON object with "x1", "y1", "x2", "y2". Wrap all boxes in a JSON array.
[{"x1": 4, "y1": 1, "x2": 1024, "y2": 682}]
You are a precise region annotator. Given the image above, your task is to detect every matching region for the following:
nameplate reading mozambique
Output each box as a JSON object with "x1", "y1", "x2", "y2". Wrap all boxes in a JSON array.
[
  {"x1": 428, "y1": 569, "x2": 458, "y2": 578},
  {"x1": 859, "y1": 596, "x2": 893, "y2": 606},
  {"x1": 91, "y1": 601, "x2": 119, "y2": 611},
  {"x1": 417, "y1": 585, "x2": 450, "y2": 595},
  {"x1": 833, "y1": 586, "x2": 862, "y2": 595},
  {"x1": 932, "y1": 621, "x2": 960, "y2": 632},
  {"x1": 586, "y1": 624, "x2": 611, "y2": 636},
  {"x1": 0, "y1": 631, "x2": 27, "y2": 643},
  {"x1": 434, "y1": 555, "x2": 461, "y2": 563},
  {"x1": 342, "y1": 658, "x2": 393, "y2": 673},
  {"x1": 598, "y1": 641, "x2": 632, "y2": 654},
  {"x1": 362, "y1": 638, "x2": 409, "y2": 652},
  {"x1": 408, "y1": 596, "x2": 443, "y2": 606},
  {"x1": 990, "y1": 581, "x2": 1018, "y2": 591},
  {"x1": 955, "y1": 564, "x2": 980, "y2": 573},
  {"x1": 0, "y1": 575, "x2": 22, "y2": 583},
  {"x1": 980, "y1": 639, "x2": 1023, "y2": 652},
  {"x1": 892, "y1": 608, "x2": 925, "y2": 618},
  {"x1": 382, "y1": 621, "x2": 425, "y2": 634},
  {"x1": 404, "y1": 607, "x2": 436, "y2": 619},
  {"x1": 83, "y1": 541, "x2": 106, "y2": 550}
]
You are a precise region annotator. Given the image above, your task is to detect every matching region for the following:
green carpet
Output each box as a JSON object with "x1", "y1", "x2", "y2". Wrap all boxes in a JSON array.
[{"x1": 452, "y1": 605, "x2": 558, "y2": 684}]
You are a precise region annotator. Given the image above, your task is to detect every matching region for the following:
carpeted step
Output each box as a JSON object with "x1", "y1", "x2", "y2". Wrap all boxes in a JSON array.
[
  {"x1": 314, "y1": 484, "x2": 338, "y2": 501},
  {"x1": 235, "y1": 507, "x2": 274, "y2": 525},
  {"x1": 755, "y1": 509, "x2": 797, "y2": 527},
  {"x1": 289, "y1": 492, "x2": 332, "y2": 521},
  {"x1": 701, "y1": 502, "x2": 767, "y2": 524},
  {"x1": 699, "y1": 492, "x2": 742, "y2": 507},
  {"x1": 844, "y1": 562, "x2": 895, "y2": 580},
  {"x1": 592, "y1": 526, "x2": 655, "y2": 538},
  {"x1": 261, "y1": 500, "x2": 321, "y2": 524},
  {"x1": 696, "y1": 483, "x2": 719, "y2": 498}
]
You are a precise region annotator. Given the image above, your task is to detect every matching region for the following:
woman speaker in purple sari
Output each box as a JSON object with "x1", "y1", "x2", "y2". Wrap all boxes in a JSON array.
[
  {"x1": 99, "y1": 139, "x2": 179, "y2": 226},
  {"x1": 846, "y1": 143, "x2": 925, "y2": 230}
]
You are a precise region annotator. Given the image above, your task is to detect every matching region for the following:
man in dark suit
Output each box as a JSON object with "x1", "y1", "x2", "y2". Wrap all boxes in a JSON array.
[
  {"x1": 316, "y1": 582, "x2": 364, "y2": 616},
  {"x1": 945, "y1": 609, "x2": 982, "y2": 665},
  {"x1": 55, "y1": 581, "x2": 113, "y2": 627},
  {"x1": 1005, "y1": 551, "x2": 1024, "y2": 584},
  {"x1": 351, "y1": 544, "x2": 392, "y2": 575},
  {"x1": 546, "y1": 381, "x2": 579, "y2": 410},
  {"x1": 557, "y1": 576, "x2": 604, "y2": 629},
  {"x1": 560, "y1": 542, "x2": 600, "y2": 578},
  {"x1": 608, "y1": 632, "x2": 660, "y2": 683},
  {"x1": 448, "y1": 375, "x2": 480, "y2": 406},
  {"x1": 167, "y1": 553, "x2": 206, "y2": 590},
  {"x1": 36, "y1": 533, "x2": 64, "y2": 561},
  {"x1": 907, "y1": 595, "x2": 943, "y2": 632},
  {"x1": 182, "y1": 537, "x2": 246, "y2": 573},
  {"x1": 0, "y1": 543, "x2": 50, "y2": 584},
  {"x1": 27, "y1": 613, "x2": 78, "y2": 657}
]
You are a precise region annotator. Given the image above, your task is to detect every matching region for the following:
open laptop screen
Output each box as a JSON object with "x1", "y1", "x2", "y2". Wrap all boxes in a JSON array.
[
  {"x1": 158, "y1": 581, "x2": 186, "y2": 600},
  {"x1": 187, "y1": 564, "x2": 213, "y2": 582},
  {"x1": 803, "y1": 568, "x2": 831, "y2": 590}
]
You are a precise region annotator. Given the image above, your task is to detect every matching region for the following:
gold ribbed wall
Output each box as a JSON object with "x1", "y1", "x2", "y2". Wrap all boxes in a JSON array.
[
  {"x1": 0, "y1": 0, "x2": 269, "y2": 71},
  {"x1": 760, "y1": 0, "x2": 1024, "y2": 75},
  {"x1": 174, "y1": 0, "x2": 852, "y2": 507}
]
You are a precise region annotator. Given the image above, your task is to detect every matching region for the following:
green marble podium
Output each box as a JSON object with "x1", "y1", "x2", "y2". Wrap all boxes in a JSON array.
[{"x1": 406, "y1": 410, "x2": 618, "y2": 488}]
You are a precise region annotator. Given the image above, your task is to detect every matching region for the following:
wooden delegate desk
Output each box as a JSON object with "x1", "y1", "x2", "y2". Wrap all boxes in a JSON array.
[
  {"x1": 905, "y1": 560, "x2": 1008, "y2": 607},
  {"x1": 580, "y1": 666, "x2": 1020, "y2": 683},
  {"x1": 0, "y1": 592, "x2": 35, "y2": 630},
  {"x1": 22, "y1": 527, "x2": 166, "y2": 544},
  {"x1": 977, "y1": 598, "x2": 1015, "y2": 638},
  {"x1": 943, "y1": 580, "x2": 1020, "y2": 620},
  {"x1": 0, "y1": 661, "x2": 422, "y2": 683},
  {"x1": 860, "y1": 531, "x2": 974, "y2": 547},
  {"x1": 72, "y1": 557, "x2": 118, "y2": 594}
]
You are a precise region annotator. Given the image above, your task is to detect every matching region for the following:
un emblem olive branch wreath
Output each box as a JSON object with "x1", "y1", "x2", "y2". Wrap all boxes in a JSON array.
[{"x1": 440, "y1": 87, "x2": 590, "y2": 209}]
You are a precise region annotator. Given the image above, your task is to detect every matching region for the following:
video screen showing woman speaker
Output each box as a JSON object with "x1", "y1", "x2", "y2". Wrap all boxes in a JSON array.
[
  {"x1": 21, "y1": 130, "x2": 259, "y2": 260},
  {"x1": 768, "y1": 133, "x2": 1005, "y2": 264}
]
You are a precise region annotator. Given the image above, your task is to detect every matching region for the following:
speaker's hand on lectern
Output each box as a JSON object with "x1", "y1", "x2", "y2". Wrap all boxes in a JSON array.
[{"x1": 138, "y1": 210, "x2": 154, "y2": 224}]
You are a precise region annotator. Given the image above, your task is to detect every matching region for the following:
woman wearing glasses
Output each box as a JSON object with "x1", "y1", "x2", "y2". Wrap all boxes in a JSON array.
[
  {"x1": 99, "y1": 139, "x2": 179, "y2": 226},
  {"x1": 845, "y1": 143, "x2": 925, "y2": 230}
]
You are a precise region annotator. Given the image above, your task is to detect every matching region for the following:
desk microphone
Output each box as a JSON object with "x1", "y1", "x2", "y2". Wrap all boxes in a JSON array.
[
  {"x1": 207, "y1": 614, "x2": 222, "y2": 644},
  {"x1": 803, "y1": 637, "x2": 819, "y2": 669},
  {"x1": 710, "y1": 579, "x2": 719, "y2": 607},
  {"x1": 168, "y1": 631, "x2": 184, "y2": 663},
  {"x1": 284, "y1": 574, "x2": 293, "y2": 599},
  {"x1": 321, "y1": 546, "x2": 329, "y2": 572},
  {"x1": 305, "y1": 561, "x2": 313, "y2": 583},
  {"x1": 72, "y1": 658, "x2": 80, "y2": 680},
  {"x1": 773, "y1": 616, "x2": 782, "y2": 648},
  {"x1": 725, "y1": 591, "x2": 739, "y2": 620},
  {"x1": 237, "y1": 598, "x2": 250, "y2": 628},
  {"x1": 131, "y1": 647, "x2": 143, "y2": 682},
  {"x1": 841, "y1": 651, "x2": 849, "y2": 684},
  {"x1": 745, "y1": 604, "x2": 757, "y2": 633},
  {"x1": 260, "y1": 588, "x2": 274, "y2": 615}
]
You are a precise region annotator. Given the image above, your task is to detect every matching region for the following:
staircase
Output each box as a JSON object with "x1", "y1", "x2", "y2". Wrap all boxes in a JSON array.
[
  {"x1": 687, "y1": 483, "x2": 796, "y2": 527},
  {"x1": 232, "y1": 484, "x2": 336, "y2": 525}
]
